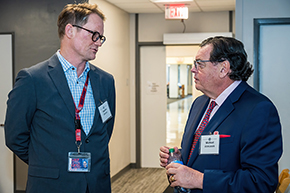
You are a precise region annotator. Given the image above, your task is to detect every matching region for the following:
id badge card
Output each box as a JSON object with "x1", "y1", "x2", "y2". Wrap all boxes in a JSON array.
[
  {"x1": 98, "y1": 100, "x2": 112, "y2": 123},
  {"x1": 68, "y1": 152, "x2": 91, "y2": 172},
  {"x1": 200, "y1": 135, "x2": 220, "y2": 155}
]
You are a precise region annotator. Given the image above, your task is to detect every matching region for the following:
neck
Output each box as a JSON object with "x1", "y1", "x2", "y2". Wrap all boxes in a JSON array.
[
  {"x1": 59, "y1": 48, "x2": 87, "y2": 77},
  {"x1": 206, "y1": 79, "x2": 235, "y2": 100}
]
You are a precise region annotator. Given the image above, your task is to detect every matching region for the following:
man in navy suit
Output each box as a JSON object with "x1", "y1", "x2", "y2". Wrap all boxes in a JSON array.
[
  {"x1": 159, "y1": 36, "x2": 282, "y2": 192},
  {"x1": 5, "y1": 3, "x2": 115, "y2": 193}
]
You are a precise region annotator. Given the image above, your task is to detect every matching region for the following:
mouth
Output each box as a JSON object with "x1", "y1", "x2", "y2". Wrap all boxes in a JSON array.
[{"x1": 92, "y1": 48, "x2": 98, "y2": 53}]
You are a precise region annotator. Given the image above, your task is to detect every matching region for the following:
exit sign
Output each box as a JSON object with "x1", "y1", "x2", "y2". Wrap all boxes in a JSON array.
[{"x1": 165, "y1": 4, "x2": 188, "y2": 20}]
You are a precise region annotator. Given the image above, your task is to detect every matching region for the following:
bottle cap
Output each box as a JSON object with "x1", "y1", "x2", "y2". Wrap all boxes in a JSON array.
[{"x1": 169, "y1": 148, "x2": 174, "y2": 153}]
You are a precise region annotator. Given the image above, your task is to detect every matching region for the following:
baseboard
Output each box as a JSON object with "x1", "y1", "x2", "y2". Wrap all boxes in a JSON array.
[
  {"x1": 15, "y1": 191, "x2": 26, "y2": 193},
  {"x1": 111, "y1": 163, "x2": 136, "y2": 183}
]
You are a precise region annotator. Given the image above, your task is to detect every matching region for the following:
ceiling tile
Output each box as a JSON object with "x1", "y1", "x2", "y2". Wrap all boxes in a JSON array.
[{"x1": 104, "y1": 0, "x2": 235, "y2": 13}]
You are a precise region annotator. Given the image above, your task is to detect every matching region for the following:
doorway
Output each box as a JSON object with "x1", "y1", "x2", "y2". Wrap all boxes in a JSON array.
[
  {"x1": 254, "y1": 18, "x2": 290, "y2": 174},
  {"x1": 138, "y1": 33, "x2": 233, "y2": 168},
  {"x1": 165, "y1": 45, "x2": 202, "y2": 148},
  {"x1": 139, "y1": 44, "x2": 202, "y2": 168}
]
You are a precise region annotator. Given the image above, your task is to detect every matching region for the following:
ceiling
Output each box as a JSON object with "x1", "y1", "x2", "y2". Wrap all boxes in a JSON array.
[{"x1": 104, "y1": 0, "x2": 235, "y2": 14}]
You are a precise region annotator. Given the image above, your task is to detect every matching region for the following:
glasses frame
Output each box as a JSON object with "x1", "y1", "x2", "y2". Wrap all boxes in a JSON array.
[
  {"x1": 193, "y1": 59, "x2": 212, "y2": 70},
  {"x1": 72, "y1": 25, "x2": 106, "y2": 44}
]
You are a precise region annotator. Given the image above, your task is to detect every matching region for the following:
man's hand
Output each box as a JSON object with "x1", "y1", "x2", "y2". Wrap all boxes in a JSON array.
[
  {"x1": 166, "y1": 163, "x2": 204, "y2": 190},
  {"x1": 159, "y1": 146, "x2": 179, "y2": 167}
]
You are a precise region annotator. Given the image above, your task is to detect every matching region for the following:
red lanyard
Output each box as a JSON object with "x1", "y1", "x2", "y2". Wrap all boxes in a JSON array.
[{"x1": 73, "y1": 74, "x2": 89, "y2": 142}]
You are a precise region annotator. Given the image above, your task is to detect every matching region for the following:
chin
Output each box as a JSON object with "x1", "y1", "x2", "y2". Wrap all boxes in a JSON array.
[
  {"x1": 88, "y1": 55, "x2": 97, "y2": 61},
  {"x1": 195, "y1": 86, "x2": 202, "y2": 92}
]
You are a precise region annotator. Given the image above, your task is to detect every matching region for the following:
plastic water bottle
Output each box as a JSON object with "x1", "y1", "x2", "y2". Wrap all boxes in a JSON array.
[{"x1": 168, "y1": 148, "x2": 191, "y2": 193}]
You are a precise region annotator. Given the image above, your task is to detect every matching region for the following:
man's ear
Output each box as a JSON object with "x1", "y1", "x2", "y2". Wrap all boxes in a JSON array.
[
  {"x1": 219, "y1": 60, "x2": 231, "y2": 78},
  {"x1": 65, "y1": 24, "x2": 74, "y2": 39}
]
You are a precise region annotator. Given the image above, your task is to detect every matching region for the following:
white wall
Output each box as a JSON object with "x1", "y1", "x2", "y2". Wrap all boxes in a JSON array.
[
  {"x1": 139, "y1": 11, "x2": 233, "y2": 42},
  {"x1": 89, "y1": 0, "x2": 131, "y2": 177}
]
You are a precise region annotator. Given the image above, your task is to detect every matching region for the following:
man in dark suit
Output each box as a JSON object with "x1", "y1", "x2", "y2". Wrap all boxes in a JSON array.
[
  {"x1": 159, "y1": 36, "x2": 282, "y2": 192},
  {"x1": 4, "y1": 3, "x2": 115, "y2": 193}
]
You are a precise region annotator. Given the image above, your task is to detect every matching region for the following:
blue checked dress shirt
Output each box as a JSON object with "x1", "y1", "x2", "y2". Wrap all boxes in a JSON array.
[{"x1": 57, "y1": 51, "x2": 95, "y2": 135}]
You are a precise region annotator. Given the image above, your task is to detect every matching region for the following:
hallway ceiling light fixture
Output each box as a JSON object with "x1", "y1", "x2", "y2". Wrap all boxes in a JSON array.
[{"x1": 165, "y1": 4, "x2": 188, "y2": 19}]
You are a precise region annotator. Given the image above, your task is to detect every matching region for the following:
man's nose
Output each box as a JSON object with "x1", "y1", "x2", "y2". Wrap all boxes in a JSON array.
[{"x1": 191, "y1": 66, "x2": 197, "y2": 73}]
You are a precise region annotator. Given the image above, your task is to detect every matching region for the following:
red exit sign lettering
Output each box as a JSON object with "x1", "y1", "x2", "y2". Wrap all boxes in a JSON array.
[{"x1": 165, "y1": 4, "x2": 188, "y2": 19}]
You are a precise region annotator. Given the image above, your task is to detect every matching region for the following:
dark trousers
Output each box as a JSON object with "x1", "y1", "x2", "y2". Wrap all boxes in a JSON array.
[
  {"x1": 86, "y1": 185, "x2": 89, "y2": 193},
  {"x1": 164, "y1": 185, "x2": 174, "y2": 193}
]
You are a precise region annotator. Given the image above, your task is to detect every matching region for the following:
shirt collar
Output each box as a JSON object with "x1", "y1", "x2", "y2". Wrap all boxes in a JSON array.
[
  {"x1": 213, "y1": 80, "x2": 242, "y2": 107},
  {"x1": 56, "y1": 50, "x2": 90, "y2": 75}
]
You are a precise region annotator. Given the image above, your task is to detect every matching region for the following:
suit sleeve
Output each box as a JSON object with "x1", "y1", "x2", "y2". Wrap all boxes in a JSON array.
[
  {"x1": 4, "y1": 69, "x2": 36, "y2": 164},
  {"x1": 106, "y1": 76, "x2": 116, "y2": 140},
  {"x1": 202, "y1": 100, "x2": 282, "y2": 193}
]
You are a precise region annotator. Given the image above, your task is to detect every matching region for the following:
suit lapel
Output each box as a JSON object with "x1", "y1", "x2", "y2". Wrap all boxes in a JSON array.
[
  {"x1": 87, "y1": 64, "x2": 102, "y2": 135},
  {"x1": 47, "y1": 54, "x2": 75, "y2": 119},
  {"x1": 186, "y1": 82, "x2": 248, "y2": 166},
  {"x1": 183, "y1": 97, "x2": 209, "y2": 164},
  {"x1": 205, "y1": 100, "x2": 234, "y2": 135}
]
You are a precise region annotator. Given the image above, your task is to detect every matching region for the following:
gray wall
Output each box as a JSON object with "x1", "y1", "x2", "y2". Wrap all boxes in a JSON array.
[{"x1": 0, "y1": 0, "x2": 85, "y2": 77}]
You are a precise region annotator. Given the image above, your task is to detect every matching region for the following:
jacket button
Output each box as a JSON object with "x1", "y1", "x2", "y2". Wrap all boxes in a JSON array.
[{"x1": 85, "y1": 139, "x2": 89, "y2": 143}]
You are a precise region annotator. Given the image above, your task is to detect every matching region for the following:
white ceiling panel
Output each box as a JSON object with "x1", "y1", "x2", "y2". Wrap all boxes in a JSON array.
[{"x1": 105, "y1": 0, "x2": 235, "y2": 13}]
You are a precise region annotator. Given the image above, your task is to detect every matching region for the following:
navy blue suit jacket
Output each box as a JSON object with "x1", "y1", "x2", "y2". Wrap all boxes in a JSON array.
[
  {"x1": 5, "y1": 54, "x2": 116, "y2": 193},
  {"x1": 181, "y1": 81, "x2": 282, "y2": 193}
]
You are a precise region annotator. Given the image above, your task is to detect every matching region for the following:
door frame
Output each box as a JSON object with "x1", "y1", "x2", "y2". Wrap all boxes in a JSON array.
[
  {"x1": 0, "y1": 32, "x2": 15, "y2": 193},
  {"x1": 253, "y1": 18, "x2": 290, "y2": 91}
]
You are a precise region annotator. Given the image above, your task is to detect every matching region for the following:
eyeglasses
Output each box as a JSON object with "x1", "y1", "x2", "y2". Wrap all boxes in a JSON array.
[
  {"x1": 193, "y1": 59, "x2": 212, "y2": 70},
  {"x1": 72, "y1": 25, "x2": 106, "y2": 44}
]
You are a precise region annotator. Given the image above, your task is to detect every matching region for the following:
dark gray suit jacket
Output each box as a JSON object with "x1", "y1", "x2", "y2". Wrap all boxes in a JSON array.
[{"x1": 5, "y1": 54, "x2": 116, "y2": 193}]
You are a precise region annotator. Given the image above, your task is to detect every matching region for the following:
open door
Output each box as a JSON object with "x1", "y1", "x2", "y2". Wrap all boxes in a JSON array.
[{"x1": 140, "y1": 46, "x2": 166, "y2": 167}]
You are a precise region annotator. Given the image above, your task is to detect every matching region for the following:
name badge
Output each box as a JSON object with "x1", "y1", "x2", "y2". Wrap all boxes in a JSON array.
[
  {"x1": 98, "y1": 101, "x2": 112, "y2": 123},
  {"x1": 68, "y1": 152, "x2": 91, "y2": 172},
  {"x1": 200, "y1": 135, "x2": 219, "y2": 155}
]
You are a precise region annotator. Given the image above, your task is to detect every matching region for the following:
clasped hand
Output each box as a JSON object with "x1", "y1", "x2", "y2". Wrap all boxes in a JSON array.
[{"x1": 159, "y1": 146, "x2": 204, "y2": 190}]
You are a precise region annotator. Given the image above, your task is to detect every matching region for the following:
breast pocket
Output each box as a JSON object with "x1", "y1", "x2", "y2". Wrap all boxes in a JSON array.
[{"x1": 219, "y1": 135, "x2": 239, "y2": 170}]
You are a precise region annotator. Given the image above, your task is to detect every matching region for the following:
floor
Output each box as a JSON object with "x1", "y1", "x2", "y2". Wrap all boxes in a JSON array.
[
  {"x1": 111, "y1": 96, "x2": 193, "y2": 193},
  {"x1": 111, "y1": 168, "x2": 170, "y2": 193},
  {"x1": 166, "y1": 95, "x2": 193, "y2": 148}
]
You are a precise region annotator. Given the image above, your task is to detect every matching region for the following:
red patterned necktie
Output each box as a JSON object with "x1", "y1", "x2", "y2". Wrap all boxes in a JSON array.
[{"x1": 187, "y1": 101, "x2": 217, "y2": 164}]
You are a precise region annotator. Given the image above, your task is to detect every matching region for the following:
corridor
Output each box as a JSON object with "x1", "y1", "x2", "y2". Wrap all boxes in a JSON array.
[{"x1": 166, "y1": 95, "x2": 193, "y2": 148}]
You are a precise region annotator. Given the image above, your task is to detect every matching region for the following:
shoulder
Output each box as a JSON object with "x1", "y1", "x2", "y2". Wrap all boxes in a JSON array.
[
  {"x1": 242, "y1": 82, "x2": 274, "y2": 104},
  {"x1": 231, "y1": 82, "x2": 279, "y2": 118},
  {"x1": 231, "y1": 81, "x2": 273, "y2": 104},
  {"x1": 89, "y1": 63, "x2": 114, "y2": 81}
]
